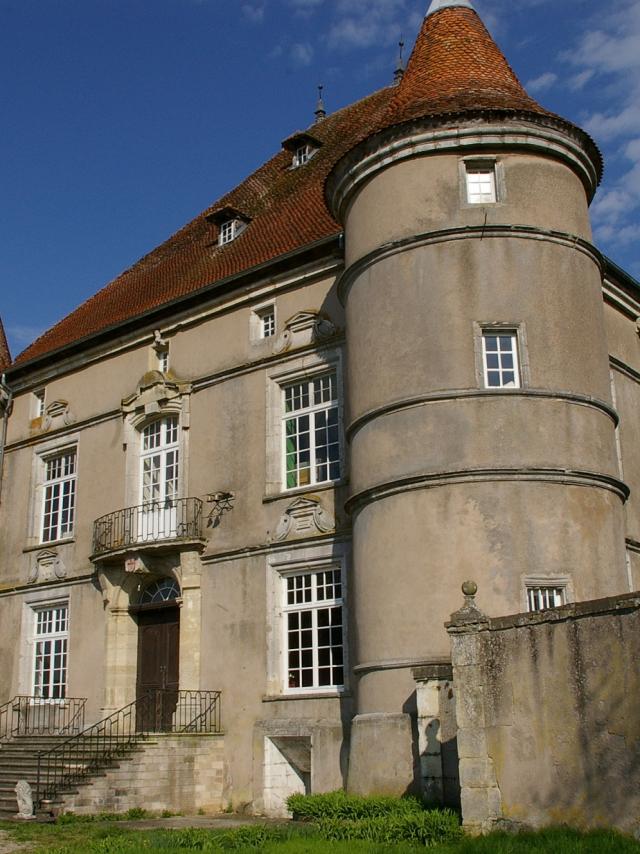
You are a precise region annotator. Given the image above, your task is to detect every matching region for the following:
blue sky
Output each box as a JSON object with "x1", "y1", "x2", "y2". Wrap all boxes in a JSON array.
[{"x1": 1, "y1": 0, "x2": 639, "y2": 359}]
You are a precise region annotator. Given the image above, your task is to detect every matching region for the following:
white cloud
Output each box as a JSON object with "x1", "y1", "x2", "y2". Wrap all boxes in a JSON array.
[
  {"x1": 291, "y1": 42, "x2": 314, "y2": 65},
  {"x1": 328, "y1": 0, "x2": 410, "y2": 50},
  {"x1": 288, "y1": 0, "x2": 324, "y2": 15},
  {"x1": 242, "y1": 3, "x2": 265, "y2": 23},
  {"x1": 525, "y1": 71, "x2": 558, "y2": 93}
]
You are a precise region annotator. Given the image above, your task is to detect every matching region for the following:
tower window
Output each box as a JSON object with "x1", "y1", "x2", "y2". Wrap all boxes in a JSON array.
[
  {"x1": 466, "y1": 164, "x2": 497, "y2": 204},
  {"x1": 482, "y1": 332, "x2": 520, "y2": 388}
]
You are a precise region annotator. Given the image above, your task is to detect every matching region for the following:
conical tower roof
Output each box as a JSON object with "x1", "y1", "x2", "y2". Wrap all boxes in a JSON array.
[{"x1": 382, "y1": 1, "x2": 553, "y2": 126}]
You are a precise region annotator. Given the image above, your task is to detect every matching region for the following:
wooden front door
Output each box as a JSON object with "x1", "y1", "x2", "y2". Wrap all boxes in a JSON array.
[{"x1": 136, "y1": 606, "x2": 180, "y2": 731}]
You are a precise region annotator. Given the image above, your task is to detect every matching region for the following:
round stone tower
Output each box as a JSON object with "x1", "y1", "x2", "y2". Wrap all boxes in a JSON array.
[{"x1": 326, "y1": 0, "x2": 629, "y2": 794}]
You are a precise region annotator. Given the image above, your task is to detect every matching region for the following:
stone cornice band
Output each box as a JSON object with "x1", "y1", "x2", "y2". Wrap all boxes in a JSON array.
[
  {"x1": 345, "y1": 468, "x2": 629, "y2": 515},
  {"x1": 337, "y1": 224, "x2": 602, "y2": 305},
  {"x1": 328, "y1": 122, "x2": 599, "y2": 221},
  {"x1": 346, "y1": 388, "x2": 619, "y2": 441}
]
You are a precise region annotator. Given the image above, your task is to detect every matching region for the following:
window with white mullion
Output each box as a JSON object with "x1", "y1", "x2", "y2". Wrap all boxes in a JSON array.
[
  {"x1": 140, "y1": 416, "x2": 179, "y2": 506},
  {"x1": 283, "y1": 373, "x2": 340, "y2": 489},
  {"x1": 42, "y1": 450, "x2": 77, "y2": 543},
  {"x1": 466, "y1": 166, "x2": 496, "y2": 204},
  {"x1": 482, "y1": 332, "x2": 520, "y2": 388},
  {"x1": 285, "y1": 569, "x2": 344, "y2": 691},
  {"x1": 33, "y1": 604, "x2": 69, "y2": 700},
  {"x1": 527, "y1": 586, "x2": 566, "y2": 612}
]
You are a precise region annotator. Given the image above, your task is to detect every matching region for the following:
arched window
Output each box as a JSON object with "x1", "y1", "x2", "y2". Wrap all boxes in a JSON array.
[
  {"x1": 141, "y1": 416, "x2": 179, "y2": 506},
  {"x1": 139, "y1": 577, "x2": 181, "y2": 605}
]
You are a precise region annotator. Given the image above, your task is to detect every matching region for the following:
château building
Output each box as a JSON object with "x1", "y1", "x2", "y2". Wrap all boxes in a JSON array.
[{"x1": 1, "y1": 0, "x2": 639, "y2": 823}]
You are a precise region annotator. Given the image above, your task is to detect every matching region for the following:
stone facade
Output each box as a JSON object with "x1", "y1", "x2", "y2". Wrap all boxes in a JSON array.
[
  {"x1": 448, "y1": 587, "x2": 640, "y2": 834},
  {"x1": 1, "y1": 0, "x2": 640, "y2": 820}
]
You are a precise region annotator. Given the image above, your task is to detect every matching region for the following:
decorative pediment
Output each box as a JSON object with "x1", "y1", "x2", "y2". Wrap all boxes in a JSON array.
[
  {"x1": 273, "y1": 496, "x2": 335, "y2": 542},
  {"x1": 41, "y1": 400, "x2": 76, "y2": 432},
  {"x1": 274, "y1": 311, "x2": 337, "y2": 355},
  {"x1": 28, "y1": 549, "x2": 67, "y2": 584},
  {"x1": 121, "y1": 372, "x2": 192, "y2": 425}
]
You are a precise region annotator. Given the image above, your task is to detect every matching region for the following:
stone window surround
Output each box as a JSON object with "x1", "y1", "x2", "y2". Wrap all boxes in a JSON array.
[
  {"x1": 265, "y1": 348, "x2": 344, "y2": 498},
  {"x1": 473, "y1": 321, "x2": 530, "y2": 391},
  {"x1": 459, "y1": 155, "x2": 505, "y2": 208},
  {"x1": 251, "y1": 300, "x2": 277, "y2": 344},
  {"x1": 26, "y1": 433, "x2": 80, "y2": 549},
  {"x1": 18, "y1": 588, "x2": 71, "y2": 698},
  {"x1": 265, "y1": 539, "x2": 350, "y2": 699},
  {"x1": 521, "y1": 573, "x2": 573, "y2": 613}
]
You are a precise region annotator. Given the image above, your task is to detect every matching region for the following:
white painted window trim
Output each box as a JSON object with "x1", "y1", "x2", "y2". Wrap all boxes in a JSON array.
[
  {"x1": 473, "y1": 322, "x2": 529, "y2": 390},
  {"x1": 460, "y1": 157, "x2": 504, "y2": 206},
  {"x1": 265, "y1": 348, "x2": 344, "y2": 498},
  {"x1": 32, "y1": 389, "x2": 46, "y2": 419},
  {"x1": 266, "y1": 540, "x2": 349, "y2": 698},
  {"x1": 139, "y1": 415, "x2": 181, "y2": 506},
  {"x1": 19, "y1": 591, "x2": 70, "y2": 698},
  {"x1": 27, "y1": 435, "x2": 80, "y2": 548},
  {"x1": 251, "y1": 302, "x2": 277, "y2": 344}
]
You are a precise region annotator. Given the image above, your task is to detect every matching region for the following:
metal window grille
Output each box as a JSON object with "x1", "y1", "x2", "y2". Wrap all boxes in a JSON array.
[
  {"x1": 285, "y1": 569, "x2": 344, "y2": 690},
  {"x1": 482, "y1": 332, "x2": 520, "y2": 388},
  {"x1": 42, "y1": 451, "x2": 77, "y2": 542},
  {"x1": 527, "y1": 586, "x2": 566, "y2": 612},
  {"x1": 33, "y1": 605, "x2": 69, "y2": 699},
  {"x1": 466, "y1": 167, "x2": 496, "y2": 204},
  {"x1": 141, "y1": 416, "x2": 179, "y2": 505},
  {"x1": 283, "y1": 372, "x2": 340, "y2": 489}
]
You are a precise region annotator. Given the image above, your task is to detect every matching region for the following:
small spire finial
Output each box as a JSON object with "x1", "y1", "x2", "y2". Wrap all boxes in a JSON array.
[
  {"x1": 315, "y1": 85, "x2": 326, "y2": 123},
  {"x1": 394, "y1": 39, "x2": 405, "y2": 83}
]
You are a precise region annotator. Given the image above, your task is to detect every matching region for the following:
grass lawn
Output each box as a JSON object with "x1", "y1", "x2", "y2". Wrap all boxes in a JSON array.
[{"x1": 2, "y1": 820, "x2": 640, "y2": 853}]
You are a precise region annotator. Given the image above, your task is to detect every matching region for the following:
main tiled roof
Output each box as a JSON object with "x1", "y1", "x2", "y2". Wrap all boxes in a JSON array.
[
  {"x1": 0, "y1": 318, "x2": 10, "y2": 373},
  {"x1": 13, "y1": 3, "x2": 600, "y2": 369}
]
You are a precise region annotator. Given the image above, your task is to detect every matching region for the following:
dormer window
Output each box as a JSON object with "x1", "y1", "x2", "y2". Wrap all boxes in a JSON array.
[
  {"x1": 282, "y1": 132, "x2": 321, "y2": 169},
  {"x1": 207, "y1": 206, "x2": 250, "y2": 247},
  {"x1": 219, "y1": 219, "x2": 239, "y2": 245},
  {"x1": 293, "y1": 144, "x2": 311, "y2": 168}
]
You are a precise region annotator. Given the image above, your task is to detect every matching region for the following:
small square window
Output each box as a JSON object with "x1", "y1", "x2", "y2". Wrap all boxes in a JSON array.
[
  {"x1": 482, "y1": 331, "x2": 520, "y2": 388},
  {"x1": 527, "y1": 586, "x2": 566, "y2": 612},
  {"x1": 466, "y1": 165, "x2": 496, "y2": 204},
  {"x1": 261, "y1": 309, "x2": 276, "y2": 339}
]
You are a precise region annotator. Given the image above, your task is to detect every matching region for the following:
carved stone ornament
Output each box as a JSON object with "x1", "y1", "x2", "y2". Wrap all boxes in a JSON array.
[
  {"x1": 28, "y1": 549, "x2": 67, "y2": 584},
  {"x1": 0, "y1": 382, "x2": 11, "y2": 416},
  {"x1": 273, "y1": 496, "x2": 335, "y2": 542},
  {"x1": 41, "y1": 399, "x2": 76, "y2": 432},
  {"x1": 121, "y1": 372, "x2": 192, "y2": 424},
  {"x1": 14, "y1": 780, "x2": 35, "y2": 819},
  {"x1": 274, "y1": 311, "x2": 337, "y2": 354}
]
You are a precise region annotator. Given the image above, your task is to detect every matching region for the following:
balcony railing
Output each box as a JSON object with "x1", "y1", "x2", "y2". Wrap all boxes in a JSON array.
[
  {"x1": 0, "y1": 696, "x2": 86, "y2": 742},
  {"x1": 92, "y1": 497, "x2": 204, "y2": 557}
]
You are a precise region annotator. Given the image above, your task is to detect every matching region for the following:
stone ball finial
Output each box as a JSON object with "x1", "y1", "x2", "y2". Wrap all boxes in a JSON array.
[{"x1": 462, "y1": 580, "x2": 478, "y2": 597}]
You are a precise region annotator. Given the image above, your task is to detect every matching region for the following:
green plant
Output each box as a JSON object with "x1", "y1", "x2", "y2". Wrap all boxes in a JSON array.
[
  {"x1": 286, "y1": 790, "x2": 426, "y2": 821},
  {"x1": 123, "y1": 807, "x2": 149, "y2": 820},
  {"x1": 315, "y1": 810, "x2": 462, "y2": 846}
]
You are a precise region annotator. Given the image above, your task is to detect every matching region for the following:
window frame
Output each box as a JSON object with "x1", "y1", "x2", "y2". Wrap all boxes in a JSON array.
[
  {"x1": 522, "y1": 575, "x2": 572, "y2": 613},
  {"x1": 33, "y1": 389, "x2": 46, "y2": 419},
  {"x1": 251, "y1": 302, "x2": 276, "y2": 343},
  {"x1": 474, "y1": 322, "x2": 528, "y2": 390},
  {"x1": 265, "y1": 351, "x2": 344, "y2": 498},
  {"x1": 40, "y1": 447, "x2": 78, "y2": 544},
  {"x1": 32, "y1": 601, "x2": 69, "y2": 700},
  {"x1": 293, "y1": 143, "x2": 312, "y2": 168},
  {"x1": 526, "y1": 585, "x2": 566, "y2": 612},
  {"x1": 460, "y1": 157, "x2": 503, "y2": 207},
  {"x1": 481, "y1": 330, "x2": 520, "y2": 389},
  {"x1": 139, "y1": 415, "x2": 180, "y2": 506}
]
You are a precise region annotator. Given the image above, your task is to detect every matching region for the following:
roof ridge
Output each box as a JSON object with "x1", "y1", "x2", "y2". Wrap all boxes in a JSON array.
[{"x1": 0, "y1": 316, "x2": 11, "y2": 372}]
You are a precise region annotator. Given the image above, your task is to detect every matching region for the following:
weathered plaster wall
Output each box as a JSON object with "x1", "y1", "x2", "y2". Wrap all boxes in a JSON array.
[{"x1": 449, "y1": 588, "x2": 640, "y2": 834}]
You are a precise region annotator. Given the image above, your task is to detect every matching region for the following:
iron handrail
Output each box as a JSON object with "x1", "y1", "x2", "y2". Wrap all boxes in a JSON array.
[
  {"x1": 35, "y1": 689, "x2": 222, "y2": 807},
  {"x1": 92, "y1": 497, "x2": 204, "y2": 556},
  {"x1": 0, "y1": 696, "x2": 86, "y2": 742}
]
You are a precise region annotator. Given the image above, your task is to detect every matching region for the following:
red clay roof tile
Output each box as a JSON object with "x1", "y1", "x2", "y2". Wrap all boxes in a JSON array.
[{"x1": 0, "y1": 318, "x2": 10, "y2": 372}]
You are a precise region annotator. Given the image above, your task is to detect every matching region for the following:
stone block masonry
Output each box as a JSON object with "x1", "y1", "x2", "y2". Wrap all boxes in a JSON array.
[
  {"x1": 447, "y1": 585, "x2": 640, "y2": 835},
  {"x1": 60, "y1": 734, "x2": 226, "y2": 815}
]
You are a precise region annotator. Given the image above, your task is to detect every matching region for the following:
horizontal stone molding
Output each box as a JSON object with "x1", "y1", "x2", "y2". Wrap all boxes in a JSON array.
[
  {"x1": 346, "y1": 467, "x2": 630, "y2": 515},
  {"x1": 347, "y1": 387, "x2": 618, "y2": 441},
  {"x1": 337, "y1": 224, "x2": 602, "y2": 305},
  {"x1": 627, "y1": 538, "x2": 640, "y2": 555},
  {"x1": 610, "y1": 355, "x2": 640, "y2": 386},
  {"x1": 328, "y1": 122, "x2": 600, "y2": 221},
  {"x1": 353, "y1": 656, "x2": 449, "y2": 676}
]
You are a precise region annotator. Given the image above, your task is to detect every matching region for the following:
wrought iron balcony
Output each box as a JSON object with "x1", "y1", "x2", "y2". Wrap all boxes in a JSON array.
[{"x1": 92, "y1": 497, "x2": 204, "y2": 558}]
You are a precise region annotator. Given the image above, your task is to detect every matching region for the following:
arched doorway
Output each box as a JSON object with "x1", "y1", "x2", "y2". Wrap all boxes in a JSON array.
[{"x1": 131, "y1": 577, "x2": 180, "y2": 731}]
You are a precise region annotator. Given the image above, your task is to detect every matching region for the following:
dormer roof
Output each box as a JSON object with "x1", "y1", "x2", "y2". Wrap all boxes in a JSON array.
[
  {"x1": 205, "y1": 206, "x2": 251, "y2": 227},
  {"x1": 281, "y1": 131, "x2": 323, "y2": 154}
]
